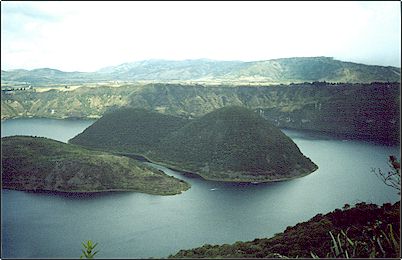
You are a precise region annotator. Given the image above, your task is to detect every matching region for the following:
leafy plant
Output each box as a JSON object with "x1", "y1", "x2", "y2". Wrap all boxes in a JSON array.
[
  {"x1": 80, "y1": 240, "x2": 99, "y2": 259},
  {"x1": 327, "y1": 229, "x2": 357, "y2": 258},
  {"x1": 311, "y1": 223, "x2": 400, "y2": 258}
]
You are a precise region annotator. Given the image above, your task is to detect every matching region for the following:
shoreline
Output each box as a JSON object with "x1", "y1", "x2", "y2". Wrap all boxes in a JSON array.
[
  {"x1": 1, "y1": 186, "x2": 189, "y2": 196},
  {"x1": 1, "y1": 115, "x2": 98, "y2": 122},
  {"x1": 116, "y1": 151, "x2": 319, "y2": 184},
  {"x1": 2, "y1": 116, "x2": 399, "y2": 146}
]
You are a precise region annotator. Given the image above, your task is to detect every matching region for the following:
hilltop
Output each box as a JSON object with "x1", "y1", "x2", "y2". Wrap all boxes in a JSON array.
[
  {"x1": 70, "y1": 108, "x2": 189, "y2": 154},
  {"x1": 1, "y1": 136, "x2": 190, "y2": 195},
  {"x1": 170, "y1": 201, "x2": 400, "y2": 258},
  {"x1": 70, "y1": 107, "x2": 318, "y2": 182},
  {"x1": 2, "y1": 57, "x2": 400, "y2": 85},
  {"x1": 151, "y1": 106, "x2": 318, "y2": 181}
]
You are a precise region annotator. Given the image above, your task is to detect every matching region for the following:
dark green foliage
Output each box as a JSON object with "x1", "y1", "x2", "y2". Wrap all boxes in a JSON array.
[
  {"x1": 1, "y1": 136, "x2": 190, "y2": 195},
  {"x1": 169, "y1": 201, "x2": 400, "y2": 258},
  {"x1": 70, "y1": 108, "x2": 188, "y2": 154},
  {"x1": 70, "y1": 106, "x2": 318, "y2": 182},
  {"x1": 152, "y1": 106, "x2": 318, "y2": 181}
]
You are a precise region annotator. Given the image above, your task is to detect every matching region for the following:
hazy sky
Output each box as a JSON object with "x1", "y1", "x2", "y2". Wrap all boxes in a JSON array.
[{"x1": 1, "y1": 1, "x2": 400, "y2": 72}]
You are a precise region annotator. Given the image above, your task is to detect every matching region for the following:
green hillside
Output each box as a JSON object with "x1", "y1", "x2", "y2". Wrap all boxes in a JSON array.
[
  {"x1": 170, "y1": 201, "x2": 400, "y2": 258},
  {"x1": 233, "y1": 57, "x2": 401, "y2": 83},
  {"x1": 70, "y1": 108, "x2": 189, "y2": 154},
  {"x1": 152, "y1": 106, "x2": 318, "y2": 181},
  {"x1": 1, "y1": 136, "x2": 190, "y2": 195},
  {"x1": 70, "y1": 107, "x2": 318, "y2": 182}
]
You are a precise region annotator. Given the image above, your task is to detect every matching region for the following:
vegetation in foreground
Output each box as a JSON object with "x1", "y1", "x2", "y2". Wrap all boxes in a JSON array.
[
  {"x1": 169, "y1": 201, "x2": 400, "y2": 258},
  {"x1": 1, "y1": 136, "x2": 190, "y2": 195},
  {"x1": 70, "y1": 106, "x2": 318, "y2": 182},
  {"x1": 80, "y1": 240, "x2": 99, "y2": 259}
]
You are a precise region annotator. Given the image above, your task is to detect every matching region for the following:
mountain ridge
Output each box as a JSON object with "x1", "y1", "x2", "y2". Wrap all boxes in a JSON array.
[
  {"x1": 2, "y1": 57, "x2": 400, "y2": 84},
  {"x1": 2, "y1": 82, "x2": 399, "y2": 145}
]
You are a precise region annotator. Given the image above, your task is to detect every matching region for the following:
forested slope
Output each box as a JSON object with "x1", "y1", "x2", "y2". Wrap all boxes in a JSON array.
[{"x1": 2, "y1": 82, "x2": 399, "y2": 145}]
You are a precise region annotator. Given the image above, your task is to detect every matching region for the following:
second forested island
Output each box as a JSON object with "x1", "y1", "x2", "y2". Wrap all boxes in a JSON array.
[{"x1": 70, "y1": 106, "x2": 318, "y2": 182}]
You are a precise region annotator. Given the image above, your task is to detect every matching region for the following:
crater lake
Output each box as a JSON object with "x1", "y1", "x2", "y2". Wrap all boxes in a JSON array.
[{"x1": 1, "y1": 118, "x2": 400, "y2": 258}]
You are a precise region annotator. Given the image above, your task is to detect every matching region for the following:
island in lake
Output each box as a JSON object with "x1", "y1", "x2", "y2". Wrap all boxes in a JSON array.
[
  {"x1": 70, "y1": 106, "x2": 318, "y2": 182},
  {"x1": 1, "y1": 136, "x2": 190, "y2": 195}
]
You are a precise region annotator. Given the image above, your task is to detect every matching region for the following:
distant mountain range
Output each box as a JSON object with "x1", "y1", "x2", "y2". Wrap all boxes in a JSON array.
[{"x1": 2, "y1": 57, "x2": 400, "y2": 85}]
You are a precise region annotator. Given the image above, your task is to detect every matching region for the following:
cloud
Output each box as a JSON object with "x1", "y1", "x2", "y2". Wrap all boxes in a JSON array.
[{"x1": 1, "y1": 1, "x2": 400, "y2": 71}]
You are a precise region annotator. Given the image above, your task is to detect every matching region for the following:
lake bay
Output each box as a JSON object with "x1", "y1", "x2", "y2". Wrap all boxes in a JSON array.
[{"x1": 1, "y1": 118, "x2": 400, "y2": 258}]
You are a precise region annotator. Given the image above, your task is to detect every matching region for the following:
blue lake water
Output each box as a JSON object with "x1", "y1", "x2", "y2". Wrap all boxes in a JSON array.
[{"x1": 1, "y1": 118, "x2": 400, "y2": 258}]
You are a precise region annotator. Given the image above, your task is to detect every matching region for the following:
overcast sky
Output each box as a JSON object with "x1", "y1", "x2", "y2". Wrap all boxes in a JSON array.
[{"x1": 1, "y1": 1, "x2": 400, "y2": 72}]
